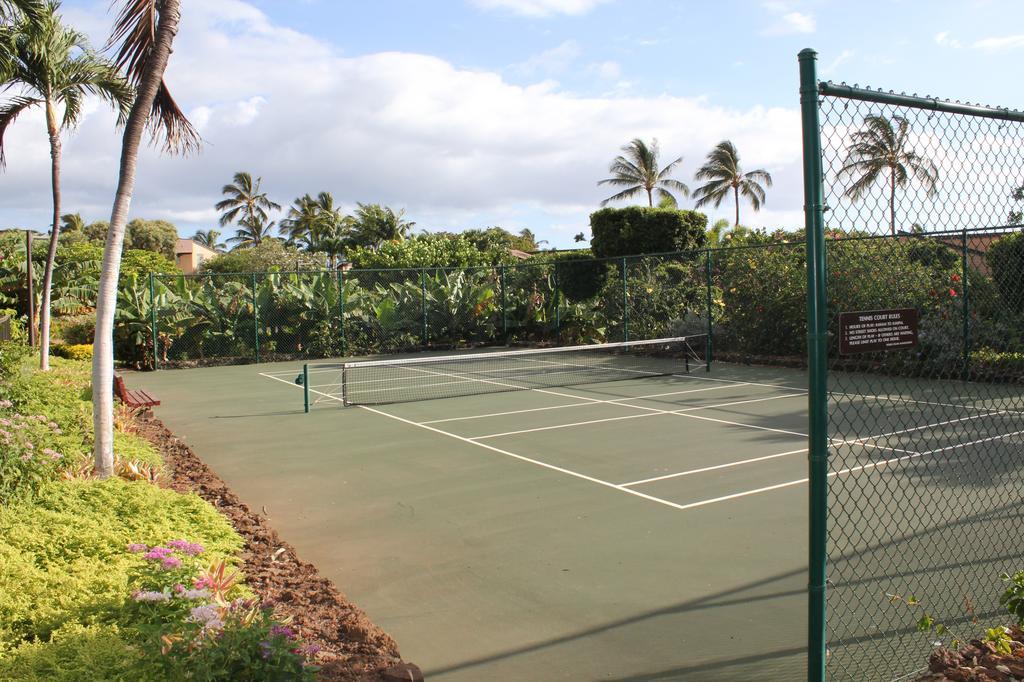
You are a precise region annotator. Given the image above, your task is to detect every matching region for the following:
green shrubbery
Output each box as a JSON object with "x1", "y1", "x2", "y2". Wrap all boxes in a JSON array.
[
  {"x1": 0, "y1": 357, "x2": 317, "y2": 679},
  {"x1": 348, "y1": 232, "x2": 517, "y2": 269},
  {"x1": 51, "y1": 343, "x2": 92, "y2": 361},
  {"x1": 590, "y1": 207, "x2": 707, "y2": 258},
  {"x1": 551, "y1": 251, "x2": 609, "y2": 303},
  {"x1": 987, "y1": 230, "x2": 1024, "y2": 313}
]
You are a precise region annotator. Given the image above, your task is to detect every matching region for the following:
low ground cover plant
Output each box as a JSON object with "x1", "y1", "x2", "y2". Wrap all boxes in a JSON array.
[{"x1": 0, "y1": 355, "x2": 318, "y2": 679}]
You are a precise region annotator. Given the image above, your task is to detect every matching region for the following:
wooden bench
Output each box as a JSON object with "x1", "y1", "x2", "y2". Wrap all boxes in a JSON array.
[{"x1": 114, "y1": 375, "x2": 161, "y2": 408}]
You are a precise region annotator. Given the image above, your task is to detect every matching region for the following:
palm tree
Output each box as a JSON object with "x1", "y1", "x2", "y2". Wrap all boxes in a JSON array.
[
  {"x1": 351, "y1": 203, "x2": 415, "y2": 249},
  {"x1": 227, "y1": 216, "x2": 275, "y2": 249},
  {"x1": 597, "y1": 138, "x2": 689, "y2": 207},
  {"x1": 279, "y1": 193, "x2": 321, "y2": 246},
  {"x1": 60, "y1": 212, "x2": 85, "y2": 233},
  {"x1": 306, "y1": 193, "x2": 353, "y2": 268},
  {"x1": 692, "y1": 141, "x2": 773, "y2": 228},
  {"x1": 191, "y1": 228, "x2": 223, "y2": 252},
  {"x1": 0, "y1": 3, "x2": 132, "y2": 370},
  {"x1": 839, "y1": 114, "x2": 939, "y2": 235},
  {"x1": 215, "y1": 171, "x2": 280, "y2": 229},
  {"x1": 92, "y1": 0, "x2": 200, "y2": 476}
]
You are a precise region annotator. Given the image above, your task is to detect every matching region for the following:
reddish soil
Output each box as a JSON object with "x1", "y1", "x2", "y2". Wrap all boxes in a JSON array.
[
  {"x1": 919, "y1": 628, "x2": 1024, "y2": 682},
  {"x1": 134, "y1": 410, "x2": 423, "y2": 681}
]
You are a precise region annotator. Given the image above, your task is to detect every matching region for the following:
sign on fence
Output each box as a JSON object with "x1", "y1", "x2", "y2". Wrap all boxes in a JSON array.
[{"x1": 838, "y1": 308, "x2": 918, "y2": 355}]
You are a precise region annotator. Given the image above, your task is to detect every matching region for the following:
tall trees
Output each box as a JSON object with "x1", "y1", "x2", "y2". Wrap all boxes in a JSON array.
[
  {"x1": 350, "y1": 203, "x2": 414, "y2": 249},
  {"x1": 692, "y1": 141, "x2": 773, "y2": 228},
  {"x1": 191, "y1": 229, "x2": 224, "y2": 252},
  {"x1": 597, "y1": 138, "x2": 689, "y2": 207},
  {"x1": 0, "y1": 2, "x2": 131, "y2": 369},
  {"x1": 226, "y1": 216, "x2": 276, "y2": 249},
  {"x1": 215, "y1": 171, "x2": 280, "y2": 246},
  {"x1": 92, "y1": 0, "x2": 199, "y2": 476},
  {"x1": 839, "y1": 114, "x2": 938, "y2": 235}
]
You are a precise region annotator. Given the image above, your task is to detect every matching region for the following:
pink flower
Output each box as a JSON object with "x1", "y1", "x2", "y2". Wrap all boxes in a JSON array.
[
  {"x1": 133, "y1": 590, "x2": 170, "y2": 602},
  {"x1": 161, "y1": 556, "x2": 182, "y2": 570},
  {"x1": 167, "y1": 540, "x2": 204, "y2": 556},
  {"x1": 143, "y1": 547, "x2": 173, "y2": 560},
  {"x1": 127, "y1": 543, "x2": 148, "y2": 553}
]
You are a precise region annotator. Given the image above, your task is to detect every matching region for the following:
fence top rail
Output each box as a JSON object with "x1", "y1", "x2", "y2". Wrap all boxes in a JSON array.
[{"x1": 818, "y1": 81, "x2": 1024, "y2": 123}]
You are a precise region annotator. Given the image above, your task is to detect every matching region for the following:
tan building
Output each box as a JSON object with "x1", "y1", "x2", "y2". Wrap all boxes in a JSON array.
[{"x1": 175, "y1": 238, "x2": 218, "y2": 274}]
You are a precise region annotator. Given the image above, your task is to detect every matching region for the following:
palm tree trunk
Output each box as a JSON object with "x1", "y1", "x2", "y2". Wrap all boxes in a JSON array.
[
  {"x1": 39, "y1": 99, "x2": 62, "y2": 372},
  {"x1": 889, "y1": 170, "x2": 897, "y2": 235},
  {"x1": 647, "y1": 188, "x2": 653, "y2": 207},
  {"x1": 92, "y1": 0, "x2": 183, "y2": 477},
  {"x1": 734, "y1": 186, "x2": 740, "y2": 228}
]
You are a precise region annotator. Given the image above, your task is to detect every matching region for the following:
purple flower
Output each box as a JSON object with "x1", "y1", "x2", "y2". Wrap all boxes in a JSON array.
[
  {"x1": 259, "y1": 641, "x2": 273, "y2": 659},
  {"x1": 161, "y1": 556, "x2": 182, "y2": 570},
  {"x1": 300, "y1": 643, "x2": 321, "y2": 657},
  {"x1": 167, "y1": 539, "x2": 205, "y2": 556},
  {"x1": 143, "y1": 546, "x2": 173, "y2": 560},
  {"x1": 182, "y1": 588, "x2": 210, "y2": 600},
  {"x1": 188, "y1": 605, "x2": 224, "y2": 631},
  {"x1": 127, "y1": 543, "x2": 148, "y2": 554},
  {"x1": 133, "y1": 590, "x2": 170, "y2": 602},
  {"x1": 270, "y1": 624, "x2": 296, "y2": 640}
]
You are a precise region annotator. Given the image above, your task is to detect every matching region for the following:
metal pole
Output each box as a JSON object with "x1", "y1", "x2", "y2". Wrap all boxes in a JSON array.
[
  {"x1": 961, "y1": 229, "x2": 971, "y2": 380},
  {"x1": 500, "y1": 265, "x2": 508, "y2": 344},
  {"x1": 800, "y1": 47, "x2": 829, "y2": 682},
  {"x1": 420, "y1": 268, "x2": 428, "y2": 347},
  {"x1": 149, "y1": 274, "x2": 159, "y2": 370},
  {"x1": 553, "y1": 268, "x2": 561, "y2": 339},
  {"x1": 621, "y1": 256, "x2": 629, "y2": 342},
  {"x1": 302, "y1": 363, "x2": 309, "y2": 413},
  {"x1": 338, "y1": 269, "x2": 347, "y2": 356},
  {"x1": 25, "y1": 230, "x2": 35, "y2": 347},
  {"x1": 705, "y1": 249, "x2": 713, "y2": 372},
  {"x1": 251, "y1": 273, "x2": 260, "y2": 363}
]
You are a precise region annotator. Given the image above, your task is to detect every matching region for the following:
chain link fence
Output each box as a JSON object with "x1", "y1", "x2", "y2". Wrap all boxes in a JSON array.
[{"x1": 806, "y1": 63, "x2": 1024, "y2": 680}]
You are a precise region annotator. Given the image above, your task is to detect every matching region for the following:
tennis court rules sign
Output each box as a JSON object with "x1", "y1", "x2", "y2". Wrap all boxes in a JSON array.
[{"x1": 838, "y1": 308, "x2": 919, "y2": 355}]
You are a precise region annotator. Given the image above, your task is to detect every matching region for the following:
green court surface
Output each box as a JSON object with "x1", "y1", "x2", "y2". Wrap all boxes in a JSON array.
[{"x1": 128, "y1": 356, "x2": 1021, "y2": 680}]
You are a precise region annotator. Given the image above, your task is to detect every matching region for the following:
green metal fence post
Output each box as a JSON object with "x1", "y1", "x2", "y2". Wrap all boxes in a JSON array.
[
  {"x1": 705, "y1": 249, "x2": 713, "y2": 372},
  {"x1": 251, "y1": 273, "x2": 260, "y2": 363},
  {"x1": 303, "y1": 363, "x2": 309, "y2": 413},
  {"x1": 338, "y1": 270, "x2": 347, "y2": 356},
  {"x1": 149, "y1": 273, "x2": 159, "y2": 370},
  {"x1": 621, "y1": 256, "x2": 629, "y2": 342},
  {"x1": 499, "y1": 265, "x2": 508, "y2": 344},
  {"x1": 961, "y1": 229, "x2": 971, "y2": 380},
  {"x1": 420, "y1": 268, "x2": 428, "y2": 347},
  {"x1": 799, "y1": 47, "x2": 829, "y2": 682}
]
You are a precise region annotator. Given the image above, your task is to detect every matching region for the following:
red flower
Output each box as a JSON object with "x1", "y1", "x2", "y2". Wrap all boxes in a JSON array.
[
  {"x1": 951, "y1": 273, "x2": 961, "y2": 283},
  {"x1": 949, "y1": 288, "x2": 957, "y2": 297}
]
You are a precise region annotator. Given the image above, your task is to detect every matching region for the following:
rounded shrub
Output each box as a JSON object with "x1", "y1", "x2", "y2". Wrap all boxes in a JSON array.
[{"x1": 552, "y1": 252, "x2": 609, "y2": 303}]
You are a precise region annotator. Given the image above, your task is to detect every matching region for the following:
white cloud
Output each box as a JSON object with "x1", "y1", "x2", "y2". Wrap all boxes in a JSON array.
[
  {"x1": 934, "y1": 32, "x2": 962, "y2": 49},
  {"x1": 973, "y1": 34, "x2": 1024, "y2": 51},
  {"x1": 762, "y1": 2, "x2": 815, "y2": 36},
  {"x1": 511, "y1": 40, "x2": 581, "y2": 76},
  {"x1": 469, "y1": 0, "x2": 607, "y2": 17},
  {"x1": 589, "y1": 60, "x2": 622, "y2": 80},
  {"x1": 822, "y1": 49, "x2": 854, "y2": 76},
  {"x1": 1, "y1": 0, "x2": 805, "y2": 247}
]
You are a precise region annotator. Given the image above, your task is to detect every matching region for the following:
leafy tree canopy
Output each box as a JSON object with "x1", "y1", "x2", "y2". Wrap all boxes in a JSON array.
[
  {"x1": 200, "y1": 239, "x2": 324, "y2": 273},
  {"x1": 348, "y1": 232, "x2": 518, "y2": 269},
  {"x1": 124, "y1": 219, "x2": 178, "y2": 259}
]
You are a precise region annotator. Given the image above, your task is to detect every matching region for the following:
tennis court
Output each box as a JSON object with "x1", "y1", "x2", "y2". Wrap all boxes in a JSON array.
[{"x1": 128, "y1": 338, "x2": 1023, "y2": 680}]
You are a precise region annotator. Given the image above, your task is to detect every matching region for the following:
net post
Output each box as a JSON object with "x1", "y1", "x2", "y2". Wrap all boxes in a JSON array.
[
  {"x1": 251, "y1": 273, "x2": 260, "y2": 363},
  {"x1": 499, "y1": 265, "x2": 508, "y2": 344},
  {"x1": 149, "y1": 273, "x2": 159, "y2": 370},
  {"x1": 799, "y1": 47, "x2": 828, "y2": 682},
  {"x1": 621, "y1": 257, "x2": 629, "y2": 342},
  {"x1": 705, "y1": 249, "x2": 713, "y2": 372},
  {"x1": 961, "y1": 229, "x2": 970, "y2": 381},
  {"x1": 302, "y1": 363, "x2": 309, "y2": 413},
  {"x1": 420, "y1": 268, "x2": 428, "y2": 347},
  {"x1": 338, "y1": 269, "x2": 347, "y2": 356},
  {"x1": 342, "y1": 364, "x2": 349, "y2": 406}
]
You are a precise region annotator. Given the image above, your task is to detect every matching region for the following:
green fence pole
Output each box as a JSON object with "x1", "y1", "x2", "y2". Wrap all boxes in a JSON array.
[
  {"x1": 500, "y1": 265, "x2": 508, "y2": 344},
  {"x1": 961, "y1": 229, "x2": 971, "y2": 380},
  {"x1": 338, "y1": 270, "x2": 347, "y2": 356},
  {"x1": 302, "y1": 363, "x2": 309, "y2": 413},
  {"x1": 799, "y1": 47, "x2": 829, "y2": 682},
  {"x1": 420, "y1": 269, "x2": 428, "y2": 347},
  {"x1": 149, "y1": 273, "x2": 159, "y2": 370},
  {"x1": 621, "y1": 256, "x2": 629, "y2": 342},
  {"x1": 705, "y1": 249, "x2": 713, "y2": 372},
  {"x1": 251, "y1": 273, "x2": 260, "y2": 363}
]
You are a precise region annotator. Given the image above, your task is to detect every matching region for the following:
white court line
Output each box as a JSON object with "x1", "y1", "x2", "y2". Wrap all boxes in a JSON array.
[
  {"x1": 469, "y1": 393, "x2": 806, "y2": 441},
  {"x1": 260, "y1": 371, "x2": 707, "y2": 513},
  {"x1": 421, "y1": 383, "x2": 749, "y2": 425},
  {"x1": 620, "y1": 447, "x2": 810, "y2": 487}
]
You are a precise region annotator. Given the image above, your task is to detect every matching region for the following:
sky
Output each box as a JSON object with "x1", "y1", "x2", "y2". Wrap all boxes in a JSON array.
[{"x1": 2, "y1": 0, "x2": 1022, "y2": 248}]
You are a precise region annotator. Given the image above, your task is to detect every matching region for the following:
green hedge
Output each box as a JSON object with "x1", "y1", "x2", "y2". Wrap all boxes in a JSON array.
[
  {"x1": 589, "y1": 207, "x2": 707, "y2": 258},
  {"x1": 987, "y1": 231, "x2": 1024, "y2": 313},
  {"x1": 551, "y1": 252, "x2": 609, "y2": 303}
]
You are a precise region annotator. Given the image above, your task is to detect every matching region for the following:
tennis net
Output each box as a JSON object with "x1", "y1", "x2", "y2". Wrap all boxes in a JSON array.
[{"x1": 301, "y1": 336, "x2": 707, "y2": 407}]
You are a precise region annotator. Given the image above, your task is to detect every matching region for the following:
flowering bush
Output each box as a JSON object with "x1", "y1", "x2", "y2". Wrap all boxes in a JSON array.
[
  {"x1": 124, "y1": 541, "x2": 317, "y2": 680},
  {"x1": 0, "y1": 403, "x2": 68, "y2": 505}
]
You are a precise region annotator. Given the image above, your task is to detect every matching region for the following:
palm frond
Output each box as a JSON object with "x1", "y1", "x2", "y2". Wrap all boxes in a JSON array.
[
  {"x1": 0, "y1": 95, "x2": 41, "y2": 167},
  {"x1": 599, "y1": 184, "x2": 643, "y2": 206}
]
